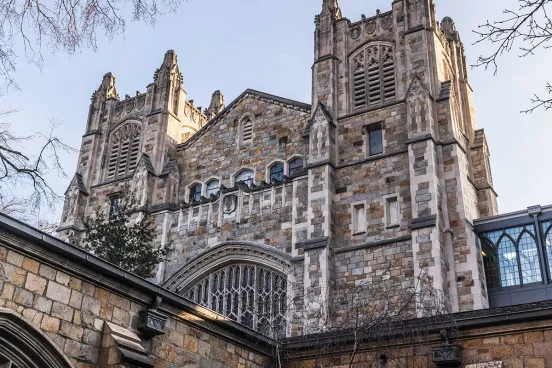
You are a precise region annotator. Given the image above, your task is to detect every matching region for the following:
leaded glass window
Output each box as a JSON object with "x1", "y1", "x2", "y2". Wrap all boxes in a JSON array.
[
  {"x1": 288, "y1": 158, "x2": 304, "y2": 177},
  {"x1": 185, "y1": 264, "x2": 287, "y2": 338},
  {"x1": 206, "y1": 180, "x2": 220, "y2": 197},
  {"x1": 270, "y1": 163, "x2": 284, "y2": 182},
  {"x1": 543, "y1": 221, "x2": 552, "y2": 278},
  {"x1": 235, "y1": 170, "x2": 254, "y2": 187},
  {"x1": 189, "y1": 184, "x2": 202, "y2": 202},
  {"x1": 518, "y1": 232, "x2": 542, "y2": 284},
  {"x1": 498, "y1": 236, "x2": 520, "y2": 287},
  {"x1": 368, "y1": 125, "x2": 383, "y2": 155}
]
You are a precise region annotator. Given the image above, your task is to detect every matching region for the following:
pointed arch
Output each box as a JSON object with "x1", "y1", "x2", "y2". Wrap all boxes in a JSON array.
[
  {"x1": 0, "y1": 308, "x2": 73, "y2": 368},
  {"x1": 497, "y1": 233, "x2": 520, "y2": 287},
  {"x1": 106, "y1": 121, "x2": 142, "y2": 180},
  {"x1": 516, "y1": 230, "x2": 542, "y2": 285}
]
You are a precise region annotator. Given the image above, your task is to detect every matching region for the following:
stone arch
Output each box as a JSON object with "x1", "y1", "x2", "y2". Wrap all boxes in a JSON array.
[
  {"x1": 163, "y1": 241, "x2": 292, "y2": 294},
  {"x1": 0, "y1": 308, "x2": 73, "y2": 368}
]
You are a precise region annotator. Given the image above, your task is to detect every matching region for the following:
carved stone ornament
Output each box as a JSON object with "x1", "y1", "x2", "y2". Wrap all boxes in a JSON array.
[
  {"x1": 365, "y1": 20, "x2": 376, "y2": 34},
  {"x1": 381, "y1": 15, "x2": 393, "y2": 30},
  {"x1": 432, "y1": 345, "x2": 462, "y2": 367},
  {"x1": 114, "y1": 102, "x2": 124, "y2": 116},
  {"x1": 223, "y1": 194, "x2": 238, "y2": 214},
  {"x1": 138, "y1": 308, "x2": 167, "y2": 338},
  {"x1": 137, "y1": 94, "x2": 146, "y2": 110},
  {"x1": 351, "y1": 27, "x2": 361, "y2": 40}
]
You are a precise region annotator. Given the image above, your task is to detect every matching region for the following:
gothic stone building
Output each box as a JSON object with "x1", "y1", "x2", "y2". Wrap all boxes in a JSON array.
[
  {"x1": 2, "y1": 0, "x2": 552, "y2": 367},
  {"x1": 56, "y1": 0, "x2": 500, "y2": 335}
]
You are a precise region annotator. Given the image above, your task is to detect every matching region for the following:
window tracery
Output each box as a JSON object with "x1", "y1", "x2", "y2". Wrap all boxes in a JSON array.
[
  {"x1": 185, "y1": 264, "x2": 287, "y2": 338},
  {"x1": 351, "y1": 44, "x2": 396, "y2": 110},
  {"x1": 107, "y1": 123, "x2": 141, "y2": 180}
]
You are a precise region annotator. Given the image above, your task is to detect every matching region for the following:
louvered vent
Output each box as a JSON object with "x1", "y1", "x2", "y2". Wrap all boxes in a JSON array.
[
  {"x1": 242, "y1": 118, "x2": 253, "y2": 144},
  {"x1": 106, "y1": 124, "x2": 141, "y2": 180},
  {"x1": 351, "y1": 45, "x2": 396, "y2": 110}
]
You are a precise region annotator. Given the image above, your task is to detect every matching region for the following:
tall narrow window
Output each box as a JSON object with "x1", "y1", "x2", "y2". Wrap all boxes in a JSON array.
[
  {"x1": 242, "y1": 117, "x2": 253, "y2": 145},
  {"x1": 235, "y1": 170, "x2": 254, "y2": 187},
  {"x1": 270, "y1": 163, "x2": 284, "y2": 182},
  {"x1": 518, "y1": 233, "x2": 541, "y2": 284},
  {"x1": 353, "y1": 204, "x2": 365, "y2": 234},
  {"x1": 351, "y1": 45, "x2": 396, "y2": 110},
  {"x1": 498, "y1": 237, "x2": 520, "y2": 287},
  {"x1": 206, "y1": 180, "x2": 220, "y2": 197},
  {"x1": 189, "y1": 184, "x2": 202, "y2": 202},
  {"x1": 109, "y1": 196, "x2": 120, "y2": 219},
  {"x1": 289, "y1": 158, "x2": 304, "y2": 177},
  {"x1": 367, "y1": 124, "x2": 383, "y2": 155},
  {"x1": 107, "y1": 123, "x2": 141, "y2": 179},
  {"x1": 386, "y1": 197, "x2": 399, "y2": 227}
]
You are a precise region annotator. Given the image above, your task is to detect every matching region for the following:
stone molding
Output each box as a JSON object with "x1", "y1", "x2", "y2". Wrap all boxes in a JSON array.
[
  {"x1": 0, "y1": 308, "x2": 74, "y2": 368},
  {"x1": 163, "y1": 241, "x2": 292, "y2": 293},
  {"x1": 101, "y1": 322, "x2": 153, "y2": 367}
]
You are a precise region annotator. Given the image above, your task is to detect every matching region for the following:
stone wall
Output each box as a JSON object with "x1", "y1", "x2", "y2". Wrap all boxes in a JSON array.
[{"x1": 0, "y1": 221, "x2": 270, "y2": 368}]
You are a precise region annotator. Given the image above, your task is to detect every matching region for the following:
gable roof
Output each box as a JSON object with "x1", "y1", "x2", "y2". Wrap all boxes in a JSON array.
[{"x1": 177, "y1": 89, "x2": 311, "y2": 151}]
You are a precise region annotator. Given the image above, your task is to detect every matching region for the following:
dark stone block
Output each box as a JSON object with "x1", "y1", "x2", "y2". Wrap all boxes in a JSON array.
[{"x1": 138, "y1": 309, "x2": 167, "y2": 338}]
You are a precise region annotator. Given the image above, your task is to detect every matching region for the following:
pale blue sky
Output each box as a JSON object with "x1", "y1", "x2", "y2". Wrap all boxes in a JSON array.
[{"x1": 2, "y1": 0, "x2": 550, "y2": 221}]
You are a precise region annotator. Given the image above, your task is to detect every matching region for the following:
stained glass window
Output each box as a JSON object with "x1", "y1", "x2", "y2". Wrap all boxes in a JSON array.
[{"x1": 185, "y1": 264, "x2": 287, "y2": 338}]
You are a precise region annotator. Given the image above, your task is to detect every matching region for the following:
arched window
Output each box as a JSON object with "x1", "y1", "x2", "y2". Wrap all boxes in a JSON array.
[
  {"x1": 185, "y1": 264, "x2": 287, "y2": 338},
  {"x1": 351, "y1": 44, "x2": 396, "y2": 110},
  {"x1": 107, "y1": 123, "x2": 141, "y2": 179},
  {"x1": 288, "y1": 158, "x2": 304, "y2": 177},
  {"x1": 206, "y1": 180, "x2": 220, "y2": 197},
  {"x1": 189, "y1": 184, "x2": 202, "y2": 202},
  {"x1": 241, "y1": 117, "x2": 253, "y2": 145},
  {"x1": 235, "y1": 170, "x2": 254, "y2": 187},
  {"x1": 498, "y1": 236, "x2": 520, "y2": 287},
  {"x1": 518, "y1": 232, "x2": 541, "y2": 284},
  {"x1": 269, "y1": 162, "x2": 284, "y2": 182}
]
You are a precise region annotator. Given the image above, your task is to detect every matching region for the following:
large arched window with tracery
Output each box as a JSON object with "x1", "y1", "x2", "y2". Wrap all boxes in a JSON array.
[
  {"x1": 185, "y1": 264, "x2": 287, "y2": 338},
  {"x1": 107, "y1": 123, "x2": 141, "y2": 180},
  {"x1": 350, "y1": 44, "x2": 396, "y2": 110}
]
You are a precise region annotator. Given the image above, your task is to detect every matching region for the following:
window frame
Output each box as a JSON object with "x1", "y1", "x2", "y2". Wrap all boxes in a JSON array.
[
  {"x1": 351, "y1": 202, "x2": 366, "y2": 235},
  {"x1": 234, "y1": 169, "x2": 255, "y2": 188},
  {"x1": 365, "y1": 123, "x2": 384, "y2": 156},
  {"x1": 288, "y1": 157, "x2": 304, "y2": 178},
  {"x1": 189, "y1": 183, "x2": 203, "y2": 203},
  {"x1": 269, "y1": 162, "x2": 285, "y2": 183},
  {"x1": 108, "y1": 194, "x2": 121, "y2": 219},
  {"x1": 106, "y1": 122, "x2": 142, "y2": 180},
  {"x1": 205, "y1": 179, "x2": 221, "y2": 198}
]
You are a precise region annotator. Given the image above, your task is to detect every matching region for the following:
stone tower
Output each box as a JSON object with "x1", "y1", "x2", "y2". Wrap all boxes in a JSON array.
[{"x1": 59, "y1": 0, "x2": 498, "y2": 338}]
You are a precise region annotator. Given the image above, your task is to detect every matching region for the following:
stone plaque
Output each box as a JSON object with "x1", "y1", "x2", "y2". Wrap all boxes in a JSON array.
[{"x1": 223, "y1": 195, "x2": 238, "y2": 214}]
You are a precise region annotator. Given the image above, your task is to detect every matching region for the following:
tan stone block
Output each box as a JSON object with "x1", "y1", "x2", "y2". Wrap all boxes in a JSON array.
[
  {"x1": 34, "y1": 295, "x2": 52, "y2": 313},
  {"x1": 69, "y1": 290, "x2": 83, "y2": 309},
  {"x1": 52, "y1": 301, "x2": 74, "y2": 322},
  {"x1": 99, "y1": 302, "x2": 113, "y2": 320},
  {"x1": 533, "y1": 341, "x2": 551, "y2": 356},
  {"x1": 525, "y1": 331, "x2": 544, "y2": 343},
  {"x1": 30, "y1": 311, "x2": 43, "y2": 329},
  {"x1": 13, "y1": 288, "x2": 34, "y2": 307},
  {"x1": 482, "y1": 337, "x2": 500, "y2": 346},
  {"x1": 73, "y1": 311, "x2": 82, "y2": 325},
  {"x1": 41, "y1": 315, "x2": 60, "y2": 332},
  {"x1": 22, "y1": 258, "x2": 39, "y2": 273},
  {"x1": 524, "y1": 357, "x2": 545, "y2": 368},
  {"x1": 46, "y1": 281, "x2": 71, "y2": 304},
  {"x1": 6, "y1": 250, "x2": 24, "y2": 267},
  {"x1": 2, "y1": 283, "x2": 14, "y2": 299},
  {"x1": 111, "y1": 307, "x2": 130, "y2": 327},
  {"x1": 69, "y1": 277, "x2": 81, "y2": 291},
  {"x1": 93, "y1": 318, "x2": 104, "y2": 331},
  {"x1": 0, "y1": 247, "x2": 7, "y2": 261},
  {"x1": 502, "y1": 334, "x2": 524, "y2": 345},
  {"x1": 56, "y1": 271, "x2": 70, "y2": 286},
  {"x1": 39, "y1": 264, "x2": 56, "y2": 280},
  {"x1": 60, "y1": 321, "x2": 84, "y2": 341},
  {"x1": 81, "y1": 282, "x2": 95, "y2": 296},
  {"x1": 94, "y1": 288, "x2": 110, "y2": 302},
  {"x1": 10, "y1": 267, "x2": 26, "y2": 287},
  {"x1": 490, "y1": 345, "x2": 514, "y2": 359},
  {"x1": 25, "y1": 273, "x2": 47, "y2": 294},
  {"x1": 184, "y1": 335, "x2": 198, "y2": 353}
]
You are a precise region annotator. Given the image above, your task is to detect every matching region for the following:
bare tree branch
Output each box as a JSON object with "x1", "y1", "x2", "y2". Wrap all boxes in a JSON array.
[{"x1": 473, "y1": 0, "x2": 552, "y2": 113}]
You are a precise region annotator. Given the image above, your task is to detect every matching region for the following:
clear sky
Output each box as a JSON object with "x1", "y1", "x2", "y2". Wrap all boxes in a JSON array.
[{"x1": 2, "y1": 0, "x2": 550, "y2": 222}]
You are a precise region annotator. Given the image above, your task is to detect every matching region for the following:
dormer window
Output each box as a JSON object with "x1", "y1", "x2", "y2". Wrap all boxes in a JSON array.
[{"x1": 351, "y1": 44, "x2": 396, "y2": 110}]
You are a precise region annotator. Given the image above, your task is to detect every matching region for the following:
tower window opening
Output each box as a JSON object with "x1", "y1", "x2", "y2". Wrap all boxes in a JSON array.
[{"x1": 107, "y1": 123, "x2": 141, "y2": 180}]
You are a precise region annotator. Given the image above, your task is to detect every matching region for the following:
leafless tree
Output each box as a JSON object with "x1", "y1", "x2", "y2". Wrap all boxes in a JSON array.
[
  {"x1": 278, "y1": 266, "x2": 457, "y2": 368},
  {"x1": 0, "y1": 116, "x2": 75, "y2": 219},
  {"x1": 0, "y1": 0, "x2": 185, "y2": 91},
  {"x1": 473, "y1": 0, "x2": 552, "y2": 112}
]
